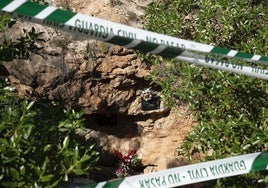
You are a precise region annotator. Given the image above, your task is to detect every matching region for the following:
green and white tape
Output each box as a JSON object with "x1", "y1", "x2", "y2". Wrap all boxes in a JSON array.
[
  {"x1": 176, "y1": 52, "x2": 268, "y2": 80},
  {"x1": 1, "y1": 0, "x2": 268, "y2": 63},
  {"x1": 83, "y1": 152, "x2": 268, "y2": 188},
  {"x1": 1, "y1": 0, "x2": 268, "y2": 80},
  {"x1": 1, "y1": 2, "x2": 267, "y2": 187}
]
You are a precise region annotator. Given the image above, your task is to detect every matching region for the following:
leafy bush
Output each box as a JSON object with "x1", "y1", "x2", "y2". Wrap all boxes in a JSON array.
[
  {"x1": 0, "y1": 10, "x2": 99, "y2": 187},
  {"x1": 144, "y1": 0, "x2": 268, "y2": 186},
  {"x1": 0, "y1": 79, "x2": 99, "y2": 187}
]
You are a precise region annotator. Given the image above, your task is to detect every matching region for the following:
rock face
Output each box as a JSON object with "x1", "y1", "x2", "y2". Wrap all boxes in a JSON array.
[{"x1": 1, "y1": 0, "x2": 195, "y2": 182}]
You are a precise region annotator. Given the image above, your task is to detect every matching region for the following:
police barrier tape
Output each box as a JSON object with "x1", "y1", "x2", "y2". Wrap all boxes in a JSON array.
[
  {"x1": 82, "y1": 152, "x2": 268, "y2": 188},
  {"x1": 2, "y1": 1, "x2": 268, "y2": 80},
  {"x1": 1, "y1": 2, "x2": 268, "y2": 187},
  {"x1": 0, "y1": 0, "x2": 268, "y2": 66},
  {"x1": 176, "y1": 52, "x2": 268, "y2": 80}
]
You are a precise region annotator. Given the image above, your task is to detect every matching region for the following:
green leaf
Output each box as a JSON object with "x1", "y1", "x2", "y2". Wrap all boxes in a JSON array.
[
  {"x1": 41, "y1": 174, "x2": 54, "y2": 182},
  {"x1": 63, "y1": 123, "x2": 73, "y2": 128},
  {"x1": 243, "y1": 144, "x2": 251, "y2": 151},
  {"x1": 3, "y1": 86, "x2": 16, "y2": 92},
  {"x1": 1, "y1": 181, "x2": 17, "y2": 187},
  {"x1": 63, "y1": 136, "x2": 70, "y2": 149},
  {"x1": 33, "y1": 166, "x2": 41, "y2": 176},
  {"x1": 23, "y1": 125, "x2": 33, "y2": 139},
  {"x1": 41, "y1": 157, "x2": 50, "y2": 171},
  {"x1": 43, "y1": 144, "x2": 52, "y2": 152},
  {"x1": 25, "y1": 112, "x2": 36, "y2": 118},
  {"x1": 0, "y1": 138, "x2": 9, "y2": 147},
  {"x1": 51, "y1": 179, "x2": 61, "y2": 187},
  {"x1": 20, "y1": 165, "x2": 25, "y2": 176},
  {"x1": 75, "y1": 146, "x2": 79, "y2": 159},
  {"x1": 63, "y1": 173, "x2": 68, "y2": 181},
  {"x1": 10, "y1": 168, "x2": 20, "y2": 180},
  {"x1": 79, "y1": 154, "x2": 90, "y2": 163},
  {"x1": 252, "y1": 140, "x2": 260, "y2": 146},
  {"x1": 0, "y1": 174, "x2": 3, "y2": 181},
  {"x1": 73, "y1": 168, "x2": 85, "y2": 175},
  {"x1": 26, "y1": 101, "x2": 35, "y2": 110},
  {"x1": 58, "y1": 128, "x2": 68, "y2": 132}
]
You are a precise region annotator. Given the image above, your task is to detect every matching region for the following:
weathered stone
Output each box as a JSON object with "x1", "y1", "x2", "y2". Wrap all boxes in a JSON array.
[{"x1": 1, "y1": 0, "x2": 196, "y2": 182}]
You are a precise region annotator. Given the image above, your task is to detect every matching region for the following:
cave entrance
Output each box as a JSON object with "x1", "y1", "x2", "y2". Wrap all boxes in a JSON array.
[
  {"x1": 85, "y1": 113, "x2": 142, "y2": 138},
  {"x1": 96, "y1": 113, "x2": 117, "y2": 127}
]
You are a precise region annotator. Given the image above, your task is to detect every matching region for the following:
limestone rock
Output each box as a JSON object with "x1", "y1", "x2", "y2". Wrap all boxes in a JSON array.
[{"x1": 1, "y1": 0, "x2": 196, "y2": 182}]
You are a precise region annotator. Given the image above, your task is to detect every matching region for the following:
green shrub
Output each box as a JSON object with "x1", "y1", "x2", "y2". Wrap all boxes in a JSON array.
[
  {"x1": 0, "y1": 25, "x2": 45, "y2": 61},
  {"x1": 144, "y1": 0, "x2": 268, "y2": 186},
  {"x1": 0, "y1": 79, "x2": 99, "y2": 187},
  {"x1": 0, "y1": 11, "x2": 99, "y2": 187}
]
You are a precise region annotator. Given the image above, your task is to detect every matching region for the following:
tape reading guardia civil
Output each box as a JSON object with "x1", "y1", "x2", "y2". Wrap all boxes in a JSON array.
[
  {"x1": 70, "y1": 19, "x2": 137, "y2": 40},
  {"x1": 3, "y1": 10, "x2": 268, "y2": 81},
  {"x1": 209, "y1": 160, "x2": 246, "y2": 176},
  {"x1": 2, "y1": 0, "x2": 268, "y2": 64}
]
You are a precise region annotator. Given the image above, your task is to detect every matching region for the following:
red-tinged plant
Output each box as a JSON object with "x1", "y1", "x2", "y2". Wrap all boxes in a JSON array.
[
  {"x1": 114, "y1": 149, "x2": 123, "y2": 161},
  {"x1": 113, "y1": 149, "x2": 140, "y2": 178}
]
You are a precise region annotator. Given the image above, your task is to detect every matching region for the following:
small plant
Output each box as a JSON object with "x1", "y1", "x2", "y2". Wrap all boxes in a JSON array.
[
  {"x1": 110, "y1": 0, "x2": 123, "y2": 7},
  {"x1": 83, "y1": 42, "x2": 97, "y2": 60},
  {"x1": 52, "y1": 37, "x2": 71, "y2": 51},
  {"x1": 127, "y1": 11, "x2": 138, "y2": 22},
  {"x1": 0, "y1": 27, "x2": 45, "y2": 61},
  {"x1": 99, "y1": 42, "x2": 109, "y2": 54},
  {"x1": 113, "y1": 149, "x2": 140, "y2": 178},
  {"x1": 0, "y1": 15, "x2": 16, "y2": 32},
  {"x1": 0, "y1": 79, "x2": 99, "y2": 187}
]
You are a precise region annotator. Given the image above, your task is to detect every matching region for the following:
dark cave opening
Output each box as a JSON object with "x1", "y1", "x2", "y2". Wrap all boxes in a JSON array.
[{"x1": 84, "y1": 113, "x2": 141, "y2": 138}]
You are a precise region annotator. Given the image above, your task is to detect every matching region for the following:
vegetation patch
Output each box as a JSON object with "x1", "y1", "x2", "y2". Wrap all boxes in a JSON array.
[
  {"x1": 144, "y1": 0, "x2": 268, "y2": 186},
  {"x1": 0, "y1": 16, "x2": 99, "y2": 187}
]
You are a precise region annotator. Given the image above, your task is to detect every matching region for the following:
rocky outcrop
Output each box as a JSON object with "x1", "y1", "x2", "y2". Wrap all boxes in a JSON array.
[
  {"x1": 3, "y1": 39, "x2": 163, "y2": 115},
  {"x1": 1, "y1": 0, "x2": 196, "y2": 182}
]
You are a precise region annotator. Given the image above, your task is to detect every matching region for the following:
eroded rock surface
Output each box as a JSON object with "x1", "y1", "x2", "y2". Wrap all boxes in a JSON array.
[{"x1": 1, "y1": 0, "x2": 195, "y2": 182}]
